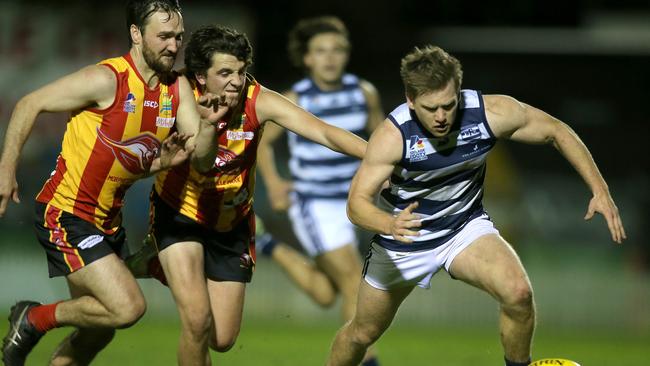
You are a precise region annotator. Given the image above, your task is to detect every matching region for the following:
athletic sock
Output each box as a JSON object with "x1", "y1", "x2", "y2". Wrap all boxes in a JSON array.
[
  {"x1": 504, "y1": 356, "x2": 531, "y2": 366},
  {"x1": 362, "y1": 357, "x2": 380, "y2": 366},
  {"x1": 27, "y1": 302, "x2": 61, "y2": 333}
]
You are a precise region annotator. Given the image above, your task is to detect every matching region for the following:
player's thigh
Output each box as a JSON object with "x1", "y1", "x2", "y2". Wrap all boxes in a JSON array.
[
  {"x1": 207, "y1": 280, "x2": 246, "y2": 340},
  {"x1": 159, "y1": 241, "x2": 211, "y2": 308},
  {"x1": 315, "y1": 244, "x2": 362, "y2": 286},
  {"x1": 66, "y1": 253, "x2": 144, "y2": 312},
  {"x1": 448, "y1": 234, "x2": 531, "y2": 301}
]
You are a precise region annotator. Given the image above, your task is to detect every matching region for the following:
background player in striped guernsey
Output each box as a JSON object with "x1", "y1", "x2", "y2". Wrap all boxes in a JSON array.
[
  {"x1": 325, "y1": 45, "x2": 627, "y2": 366},
  {"x1": 0, "y1": 1, "x2": 229, "y2": 365},
  {"x1": 125, "y1": 24, "x2": 367, "y2": 365},
  {"x1": 256, "y1": 17, "x2": 384, "y2": 365}
]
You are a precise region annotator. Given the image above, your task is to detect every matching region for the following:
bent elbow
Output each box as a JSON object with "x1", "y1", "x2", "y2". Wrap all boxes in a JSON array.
[{"x1": 191, "y1": 157, "x2": 214, "y2": 174}]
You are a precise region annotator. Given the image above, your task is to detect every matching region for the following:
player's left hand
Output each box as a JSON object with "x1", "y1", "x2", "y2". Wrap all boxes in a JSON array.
[
  {"x1": 159, "y1": 132, "x2": 195, "y2": 170},
  {"x1": 584, "y1": 192, "x2": 626, "y2": 244},
  {"x1": 0, "y1": 167, "x2": 20, "y2": 218},
  {"x1": 197, "y1": 92, "x2": 230, "y2": 125}
]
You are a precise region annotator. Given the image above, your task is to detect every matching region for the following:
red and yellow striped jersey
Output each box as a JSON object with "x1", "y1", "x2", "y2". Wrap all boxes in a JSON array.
[
  {"x1": 36, "y1": 54, "x2": 180, "y2": 234},
  {"x1": 154, "y1": 76, "x2": 262, "y2": 232}
]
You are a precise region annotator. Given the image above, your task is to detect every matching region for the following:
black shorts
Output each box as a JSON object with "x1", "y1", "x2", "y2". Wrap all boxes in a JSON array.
[
  {"x1": 34, "y1": 202, "x2": 126, "y2": 278},
  {"x1": 149, "y1": 191, "x2": 255, "y2": 283}
]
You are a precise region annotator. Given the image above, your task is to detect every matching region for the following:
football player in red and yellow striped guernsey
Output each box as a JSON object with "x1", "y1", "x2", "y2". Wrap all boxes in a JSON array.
[
  {"x1": 0, "y1": 1, "x2": 229, "y2": 365},
  {"x1": 127, "y1": 25, "x2": 367, "y2": 364}
]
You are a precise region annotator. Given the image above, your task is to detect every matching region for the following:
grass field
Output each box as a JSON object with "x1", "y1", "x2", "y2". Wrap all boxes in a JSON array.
[{"x1": 3, "y1": 314, "x2": 648, "y2": 366}]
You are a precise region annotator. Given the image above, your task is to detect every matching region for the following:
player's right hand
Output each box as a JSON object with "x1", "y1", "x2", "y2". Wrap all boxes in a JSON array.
[
  {"x1": 390, "y1": 201, "x2": 421, "y2": 243},
  {"x1": 0, "y1": 169, "x2": 20, "y2": 218},
  {"x1": 197, "y1": 92, "x2": 230, "y2": 126}
]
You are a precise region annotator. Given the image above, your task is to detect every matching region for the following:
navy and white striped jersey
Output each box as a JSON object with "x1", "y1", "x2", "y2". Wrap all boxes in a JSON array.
[
  {"x1": 376, "y1": 89, "x2": 497, "y2": 251},
  {"x1": 287, "y1": 74, "x2": 368, "y2": 199}
]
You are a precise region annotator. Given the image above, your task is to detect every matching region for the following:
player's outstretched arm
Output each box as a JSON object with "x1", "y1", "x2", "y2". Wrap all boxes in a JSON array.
[
  {"x1": 485, "y1": 94, "x2": 626, "y2": 243},
  {"x1": 347, "y1": 120, "x2": 421, "y2": 243},
  {"x1": 255, "y1": 87, "x2": 366, "y2": 159},
  {"x1": 0, "y1": 64, "x2": 117, "y2": 217}
]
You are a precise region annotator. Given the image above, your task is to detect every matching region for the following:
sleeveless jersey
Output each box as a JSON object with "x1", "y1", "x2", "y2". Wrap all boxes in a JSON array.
[
  {"x1": 36, "y1": 54, "x2": 180, "y2": 234},
  {"x1": 154, "y1": 76, "x2": 262, "y2": 232},
  {"x1": 376, "y1": 89, "x2": 496, "y2": 251},
  {"x1": 287, "y1": 74, "x2": 368, "y2": 199}
]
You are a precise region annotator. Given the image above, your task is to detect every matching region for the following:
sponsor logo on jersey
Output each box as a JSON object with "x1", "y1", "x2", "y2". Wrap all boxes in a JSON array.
[
  {"x1": 144, "y1": 100, "x2": 159, "y2": 108},
  {"x1": 97, "y1": 128, "x2": 161, "y2": 174},
  {"x1": 159, "y1": 93, "x2": 173, "y2": 117},
  {"x1": 156, "y1": 117, "x2": 175, "y2": 128},
  {"x1": 459, "y1": 125, "x2": 481, "y2": 141},
  {"x1": 78, "y1": 235, "x2": 104, "y2": 250},
  {"x1": 227, "y1": 131, "x2": 255, "y2": 141}
]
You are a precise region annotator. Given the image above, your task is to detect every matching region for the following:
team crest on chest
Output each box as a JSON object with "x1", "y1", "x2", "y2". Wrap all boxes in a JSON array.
[
  {"x1": 408, "y1": 135, "x2": 428, "y2": 162},
  {"x1": 123, "y1": 93, "x2": 136, "y2": 113},
  {"x1": 96, "y1": 128, "x2": 161, "y2": 174}
]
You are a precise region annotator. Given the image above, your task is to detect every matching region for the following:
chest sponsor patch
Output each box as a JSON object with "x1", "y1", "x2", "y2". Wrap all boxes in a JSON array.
[
  {"x1": 156, "y1": 117, "x2": 175, "y2": 128},
  {"x1": 459, "y1": 125, "x2": 481, "y2": 141},
  {"x1": 227, "y1": 131, "x2": 255, "y2": 141}
]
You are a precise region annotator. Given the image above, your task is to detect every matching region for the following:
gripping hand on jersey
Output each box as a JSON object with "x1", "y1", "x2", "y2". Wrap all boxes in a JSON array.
[{"x1": 391, "y1": 201, "x2": 422, "y2": 244}]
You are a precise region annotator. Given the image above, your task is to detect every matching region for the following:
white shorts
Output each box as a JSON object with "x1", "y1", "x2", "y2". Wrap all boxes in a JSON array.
[
  {"x1": 288, "y1": 196, "x2": 357, "y2": 258},
  {"x1": 363, "y1": 214, "x2": 499, "y2": 290}
]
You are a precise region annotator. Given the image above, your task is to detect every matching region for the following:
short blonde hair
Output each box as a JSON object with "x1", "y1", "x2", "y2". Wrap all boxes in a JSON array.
[{"x1": 400, "y1": 45, "x2": 463, "y2": 100}]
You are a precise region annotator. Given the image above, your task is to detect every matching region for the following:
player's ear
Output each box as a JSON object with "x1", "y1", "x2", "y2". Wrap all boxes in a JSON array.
[
  {"x1": 195, "y1": 73, "x2": 207, "y2": 86},
  {"x1": 406, "y1": 93, "x2": 414, "y2": 109},
  {"x1": 130, "y1": 24, "x2": 142, "y2": 46}
]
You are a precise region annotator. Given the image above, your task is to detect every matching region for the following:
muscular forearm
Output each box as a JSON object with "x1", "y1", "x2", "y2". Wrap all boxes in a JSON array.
[
  {"x1": 190, "y1": 120, "x2": 220, "y2": 173},
  {"x1": 257, "y1": 142, "x2": 283, "y2": 186},
  {"x1": 553, "y1": 123, "x2": 609, "y2": 194},
  {"x1": 324, "y1": 128, "x2": 366, "y2": 159},
  {"x1": 0, "y1": 97, "x2": 40, "y2": 170},
  {"x1": 347, "y1": 196, "x2": 393, "y2": 235}
]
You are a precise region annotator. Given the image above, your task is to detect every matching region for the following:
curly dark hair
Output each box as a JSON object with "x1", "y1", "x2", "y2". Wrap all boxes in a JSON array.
[
  {"x1": 287, "y1": 16, "x2": 349, "y2": 69},
  {"x1": 126, "y1": 0, "x2": 181, "y2": 47},
  {"x1": 184, "y1": 25, "x2": 253, "y2": 80}
]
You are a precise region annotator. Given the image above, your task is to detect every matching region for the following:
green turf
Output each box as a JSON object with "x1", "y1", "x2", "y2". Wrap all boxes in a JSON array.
[{"x1": 2, "y1": 314, "x2": 648, "y2": 365}]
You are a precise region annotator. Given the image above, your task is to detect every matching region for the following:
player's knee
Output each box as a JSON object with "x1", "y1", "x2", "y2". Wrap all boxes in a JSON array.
[
  {"x1": 181, "y1": 309, "x2": 212, "y2": 341},
  {"x1": 113, "y1": 297, "x2": 146, "y2": 328},
  {"x1": 349, "y1": 322, "x2": 383, "y2": 347},
  {"x1": 503, "y1": 281, "x2": 534, "y2": 310}
]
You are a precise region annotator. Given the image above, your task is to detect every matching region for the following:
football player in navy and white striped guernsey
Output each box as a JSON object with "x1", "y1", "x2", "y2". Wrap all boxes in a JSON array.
[
  {"x1": 326, "y1": 45, "x2": 626, "y2": 366},
  {"x1": 257, "y1": 16, "x2": 383, "y2": 366}
]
